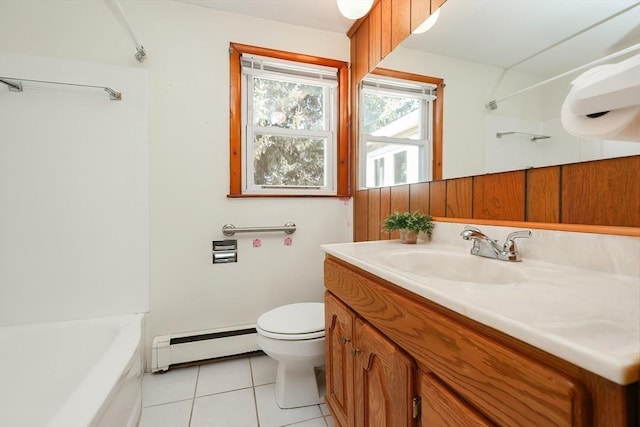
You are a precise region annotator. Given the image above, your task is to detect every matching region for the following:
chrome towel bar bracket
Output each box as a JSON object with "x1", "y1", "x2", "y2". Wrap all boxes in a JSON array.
[
  {"x1": 496, "y1": 131, "x2": 551, "y2": 141},
  {"x1": 222, "y1": 222, "x2": 296, "y2": 236}
]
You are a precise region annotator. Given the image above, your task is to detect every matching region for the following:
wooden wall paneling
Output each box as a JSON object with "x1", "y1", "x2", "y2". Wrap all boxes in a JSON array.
[
  {"x1": 354, "y1": 190, "x2": 370, "y2": 242},
  {"x1": 409, "y1": 182, "x2": 430, "y2": 214},
  {"x1": 473, "y1": 171, "x2": 526, "y2": 221},
  {"x1": 561, "y1": 156, "x2": 640, "y2": 227},
  {"x1": 429, "y1": 180, "x2": 447, "y2": 217},
  {"x1": 391, "y1": 0, "x2": 411, "y2": 51},
  {"x1": 390, "y1": 184, "x2": 411, "y2": 213},
  {"x1": 352, "y1": 157, "x2": 639, "y2": 238},
  {"x1": 526, "y1": 166, "x2": 560, "y2": 223},
  {"x1": 354, "y1": 19, "x2": 370, "y2": 83},
  {"x1": 380, "y1": 186, "x2": 391, "y2": 240},
  {"x1": 389, "y1": 184, "x2": 410, "y2": 239},
  {"x1": 431, "y1": 0, "x2": 447, "y2": 10},
  {"x1": 368, "y1": 188, "x2": 381, "y2": 241},
  {"x1": 445, "y1": 177, "x2": 472, "y2": 218},
  {"x1": 380, "y1": 0, "x2": 393, "y2": 59},
  {"x1": 368, "y1": 1, "x2": 382, "y2": 70},
  {"x1": 410, "y1": 0, "x2": 431, "y2": 33}
]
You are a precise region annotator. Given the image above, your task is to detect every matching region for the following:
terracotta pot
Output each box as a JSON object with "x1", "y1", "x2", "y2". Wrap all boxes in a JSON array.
[{"x1": 399, "y1": 229, "x2": 417, "y2": 244}]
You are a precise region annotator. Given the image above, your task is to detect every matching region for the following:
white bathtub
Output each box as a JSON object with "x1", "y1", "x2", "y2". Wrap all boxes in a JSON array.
[{"x1": 0, "y1": 314, "x2": 144, "y2": 427}]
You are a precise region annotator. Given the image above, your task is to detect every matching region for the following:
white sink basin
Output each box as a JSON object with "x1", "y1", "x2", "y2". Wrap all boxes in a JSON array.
[
  {"x1": 376, "y1": 249, "x2": 528, "y2": 284},
  {"x1": 321, "y1": 239, "x2": 640, "y2": 385}
]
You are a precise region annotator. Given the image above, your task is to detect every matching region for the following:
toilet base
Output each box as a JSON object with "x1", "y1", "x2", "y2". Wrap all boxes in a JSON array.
[{"x1": 274, "y1": 364, "x2": 325, "y2": 409}]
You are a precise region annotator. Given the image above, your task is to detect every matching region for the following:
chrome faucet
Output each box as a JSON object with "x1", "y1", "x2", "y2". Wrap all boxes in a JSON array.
[{"x1": 460, "y1": 225, "x2": 531, "y2": 262}]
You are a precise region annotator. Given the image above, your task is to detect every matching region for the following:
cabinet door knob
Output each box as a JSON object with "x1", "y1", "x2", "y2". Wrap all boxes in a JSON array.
[
  {"x1": 341, "y1": 337, "x2": 351, "y2": 344},
  {"x1": 351, "y1": 348, "x2": 361, "y2": 356}
]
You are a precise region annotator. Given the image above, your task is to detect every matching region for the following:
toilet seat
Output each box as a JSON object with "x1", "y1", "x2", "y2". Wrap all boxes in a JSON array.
[{"x1": 257, "y1": 303, "x2": 325, "y2": 340}]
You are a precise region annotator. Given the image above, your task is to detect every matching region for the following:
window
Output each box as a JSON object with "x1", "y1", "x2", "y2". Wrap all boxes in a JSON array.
[
  {"x1": 359, "y1": 70, "x2": 442, "y2": 188},
  {"x1": 229, "y1": 43, "x2": 349, "y2": 197}
]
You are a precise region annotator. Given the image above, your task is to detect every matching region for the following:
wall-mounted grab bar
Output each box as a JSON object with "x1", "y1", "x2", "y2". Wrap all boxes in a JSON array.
[
  {"x1": 222, "y1": 222, "x2": 296, "y2": 236},
  {"x1": 0, "y1": 76, "x2": 122, "y2": 100},
  {"x1": 496, "y1": 131, "x2": 550, "y2": 142}
]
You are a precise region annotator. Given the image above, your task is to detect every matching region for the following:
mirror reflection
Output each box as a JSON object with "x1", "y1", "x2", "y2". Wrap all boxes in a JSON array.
[{"x1": 365, "y1": 0, "x2": 640, "y2": 183}]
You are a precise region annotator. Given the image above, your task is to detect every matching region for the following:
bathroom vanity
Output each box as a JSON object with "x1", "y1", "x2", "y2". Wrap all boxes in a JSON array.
[{"x1": 322, "y1": 231, "x2": 639, "y2": 427}]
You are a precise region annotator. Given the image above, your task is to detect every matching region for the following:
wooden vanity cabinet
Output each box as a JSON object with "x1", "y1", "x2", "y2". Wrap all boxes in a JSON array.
[
  {"x1": 418, "y1": 371, "x2": 495, "y2": 426},
  {"x1": 325, "y1": 292, "x2": 355, "y2": 427},
  {"x1": 326, "y1": 292, "x2": 416, "y2": 427},
  {"x1": 324, "y1": 256, "x2": 639, "y2": 427}
]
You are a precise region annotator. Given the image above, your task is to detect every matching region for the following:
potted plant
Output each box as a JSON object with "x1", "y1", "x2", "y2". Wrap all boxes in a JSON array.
[{"x1": 383, "y1": 211, "x2": 435, "y2": 244}]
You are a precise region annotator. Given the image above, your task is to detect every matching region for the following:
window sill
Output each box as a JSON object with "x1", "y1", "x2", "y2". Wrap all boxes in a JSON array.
[{"x1": 227, "y1": 193, "x2": 350, "y2": 199}]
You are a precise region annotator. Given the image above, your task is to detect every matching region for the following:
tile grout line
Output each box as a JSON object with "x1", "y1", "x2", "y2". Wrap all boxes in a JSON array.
[
  {"x1": 187, "y1": 365, "x2": 200, "y2": 427},
  {"x1": 249, "y1": 356, "x2": 262, "y2": 427}
]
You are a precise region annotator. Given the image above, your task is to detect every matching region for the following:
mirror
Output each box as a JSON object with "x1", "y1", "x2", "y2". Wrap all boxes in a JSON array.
[{"x1": 373, "y1": 0, "x2": 640, "y2": 181}]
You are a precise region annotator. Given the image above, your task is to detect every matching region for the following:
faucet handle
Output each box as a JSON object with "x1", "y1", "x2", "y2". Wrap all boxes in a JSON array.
[
  {"x1": 503, "y1": 230, "x2": 532, "y2": 253},
  {"x1": 460, "y1": 225, "x2": 486, "y2": 239},
  {"x1": 462, "y1": 225, "x2": 482, "y2": 233}
]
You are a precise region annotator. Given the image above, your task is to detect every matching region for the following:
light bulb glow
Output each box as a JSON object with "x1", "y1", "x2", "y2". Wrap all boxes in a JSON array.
[
  {"x1": 337, "y1": 0, "x2": 374, "y2": 20},
  {"x1": 412, "y1": 8, "x2": 440, "y2": 34}
]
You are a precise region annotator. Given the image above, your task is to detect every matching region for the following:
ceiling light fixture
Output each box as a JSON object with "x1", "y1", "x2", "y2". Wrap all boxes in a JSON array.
[
  {"x1": 337, "y1": 0, "x2": 374, "y2": 20},
  {"x1": 412, "y1": 8, "x2": 440, "y2": 34}
]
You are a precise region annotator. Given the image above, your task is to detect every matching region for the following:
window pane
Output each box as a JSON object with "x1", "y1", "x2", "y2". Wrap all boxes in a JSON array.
[
  {"x1": 253, "y1": 134, "x2": 326, "y2": 186},
  {"x1": 253, "y1": 77, "x2": 325, "y2": 131},
  {"x1": 394, "y1": 151, "x2": 407, "y2": 184},
  {"x1": 362, "y1": 92, "x2": 422, "y2": 139},
  {"x1": 374, "y1": 158, "x2": 384, "y2": 187},
  {"x1": 365, "y1": 142, "x2": 420, "y2": 187}
]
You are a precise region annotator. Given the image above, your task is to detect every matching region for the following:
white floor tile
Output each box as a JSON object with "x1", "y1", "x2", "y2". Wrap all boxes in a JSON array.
[
  {"x1": 255, "y1": 383, "x2": 323, "y2": 427},
  {"x1": 142, "y1": 366, "x2": 199, "y2": 407},
  {"x1": 287, "y1": 417, "x2": 328, "y2": 426},
  {"x1": 324, "y1": 415, "x2": 336, "y2": 427},
  {"x1": 190, "y1": 388, "x2": 258, "y2": 427},
  {"x1": 319, "y1": 403, "x2": 330, "y2": 416},
  {"x1": 196, "y1": 357, "x2": 253, "y2": 397},
  {"x1": 250, "y1": 353, "x2": 278, "y2": 386},
  {"x1": 138, "y1": 399, "x2": 192, "y2": 427}
]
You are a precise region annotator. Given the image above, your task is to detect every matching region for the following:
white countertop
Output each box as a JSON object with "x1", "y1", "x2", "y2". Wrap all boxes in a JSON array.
[{"x1": 321, "y1": 240, "x2": 640, "y2": 385}]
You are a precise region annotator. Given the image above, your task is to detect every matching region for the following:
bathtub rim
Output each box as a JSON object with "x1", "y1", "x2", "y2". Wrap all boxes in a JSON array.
[{"x1": 45, "y1": 313, "x2": 145, "y2": 427}]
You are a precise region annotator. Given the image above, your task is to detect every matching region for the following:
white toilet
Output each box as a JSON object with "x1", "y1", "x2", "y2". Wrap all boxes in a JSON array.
[{"x1": 256, "y1": 302, "x2": 326, "y2": 409}]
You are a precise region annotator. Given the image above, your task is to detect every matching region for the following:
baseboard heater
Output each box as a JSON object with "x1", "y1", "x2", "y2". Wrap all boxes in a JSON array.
[{"x1": 151, "y1": 324, "x2": 260, "y2": 372}]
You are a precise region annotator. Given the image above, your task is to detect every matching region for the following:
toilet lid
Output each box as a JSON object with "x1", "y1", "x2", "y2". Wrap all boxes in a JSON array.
[{"x1": 257, "y1": 303, "x2": 325, "y2": 340}]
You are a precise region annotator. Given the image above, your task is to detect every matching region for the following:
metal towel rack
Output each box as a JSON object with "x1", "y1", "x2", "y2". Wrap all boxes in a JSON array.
[
  {"x1": 222, "y1": 222, "x2": 296, "y2": 236},
  {"x1": 0, "y1": 76, "x2": 122, "y2": 100},
  {"x1": 496, "y1": 131, "x2": 551, "y2": 142}
]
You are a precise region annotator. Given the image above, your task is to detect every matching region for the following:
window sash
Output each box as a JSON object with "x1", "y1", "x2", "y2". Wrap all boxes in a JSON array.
[
  {"x1": 361, "y1": 77, "x2": 437, "y2": 100},
  {"x1": 361, "y1": 137, "x2": 429, "y2": 187},
  {"x1": 359, "y1": 76, "x2": 434, "y2": 188},
  {"x1": 241, "y1": 54, "x2": 338, "y2": 82},
  {"x1": 241, "y1": 57, "x2": 338, "y2": 195}
]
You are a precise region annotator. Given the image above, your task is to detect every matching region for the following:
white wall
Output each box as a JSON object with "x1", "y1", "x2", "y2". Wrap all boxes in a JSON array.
[
  {"x1": 0, "y1": 52, "x2": 149, "y2": 325},
  {"x1": 0, "y1": 0, "x2": 352, "y2": 368}
]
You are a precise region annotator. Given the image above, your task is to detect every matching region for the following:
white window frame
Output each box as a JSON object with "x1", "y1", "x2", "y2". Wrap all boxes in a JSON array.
[
  {"x1": 241, "y1": 54, "x2": 338, "y2": 195},
  {"x1": 359, "y1": 75, "x2": 436, "y2": 189}
]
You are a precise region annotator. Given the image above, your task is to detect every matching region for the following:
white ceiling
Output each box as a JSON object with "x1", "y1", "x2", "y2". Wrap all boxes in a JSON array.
[{"x1": 174, "y1": 0, "x2": 640, "y2": 77}]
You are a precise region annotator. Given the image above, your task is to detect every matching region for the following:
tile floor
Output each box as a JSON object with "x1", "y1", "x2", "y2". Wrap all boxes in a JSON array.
[{"x1": 139, "y1": 354, "x2": 335, "y2": 427}]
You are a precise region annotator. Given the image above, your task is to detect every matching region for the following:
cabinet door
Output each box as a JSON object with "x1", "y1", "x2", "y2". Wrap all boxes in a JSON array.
[
  {"x1": 353, "y1": 318, "x2": 415, "y2": 427},
  {"x1": 325, "y1": 292, "x2": 355, "y2": 427},
  {"x1": 419, "y1": 371, "x2": 496, "y2": 427}
]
